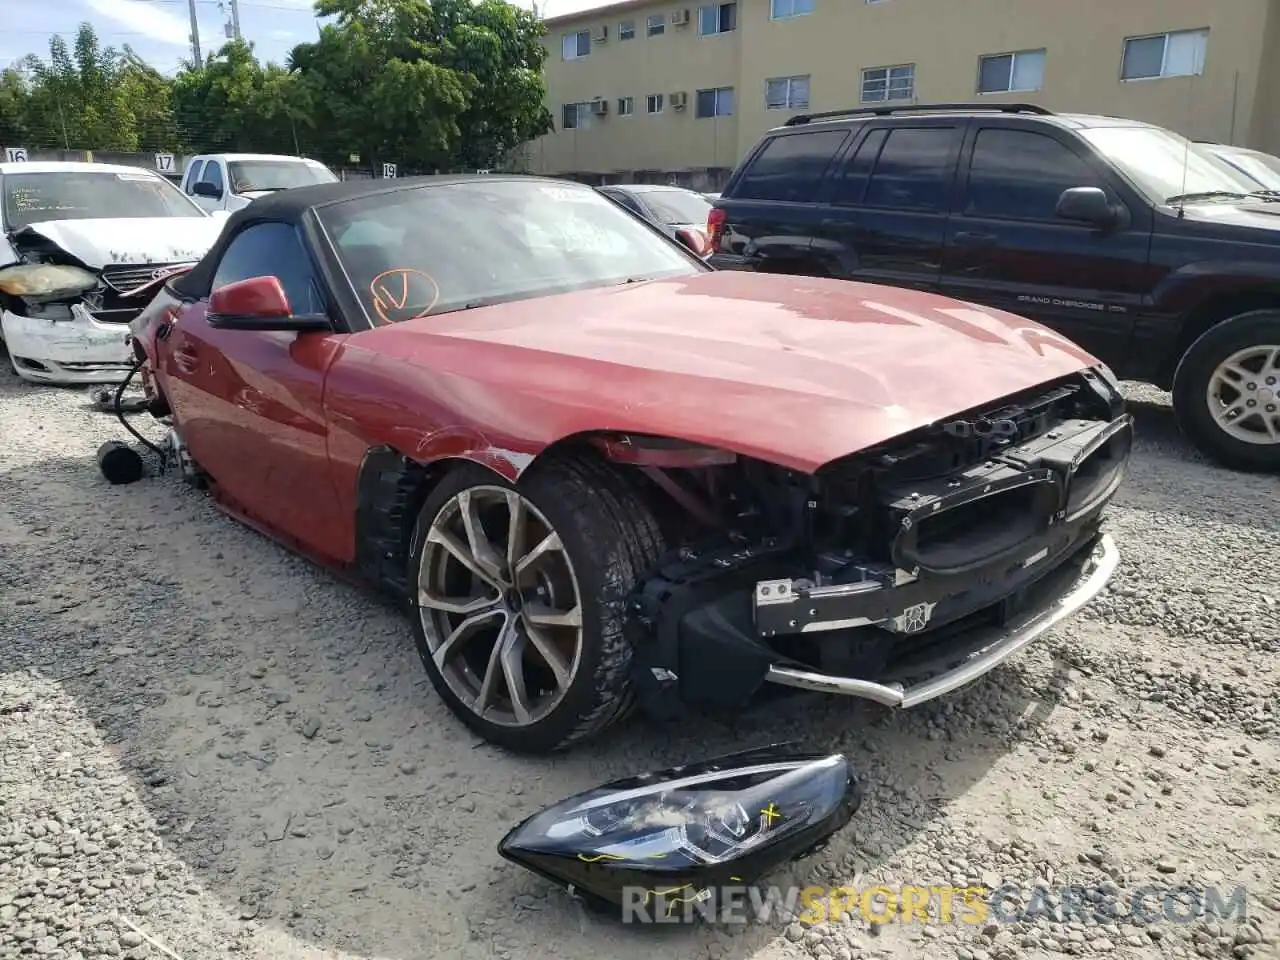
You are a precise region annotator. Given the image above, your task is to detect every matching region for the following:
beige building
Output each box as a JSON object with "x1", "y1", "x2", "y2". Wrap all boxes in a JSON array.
[{"x1": 525, "y1": 0, "x2": 1280, "y2": 186}]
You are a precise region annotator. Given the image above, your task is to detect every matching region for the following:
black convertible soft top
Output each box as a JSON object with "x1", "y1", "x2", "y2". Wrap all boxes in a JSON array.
[{"x1": 172, "y1": 173, "x2": 578, "y2": 299}]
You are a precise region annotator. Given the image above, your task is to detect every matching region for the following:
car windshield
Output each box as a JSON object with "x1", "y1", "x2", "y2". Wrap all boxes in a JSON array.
[
  {"x1": 319, "y1": 179, "x2": 703, "y2": 321},
  {"x1": 228, "y1": 160, "x2": 336, "y2": 194},
  {"x1": 1077, "y1": 125, "x2": 1263, "y2": 205},
  {"x1": 1210, "y1": 148, "x2": 1280, "y2": 191},
  {"x1": 2, "y1": 170, "x2": 205, "y2": 230},
  {"x1": 640, "y1": 188, "x2": 713, "y2": 225}
]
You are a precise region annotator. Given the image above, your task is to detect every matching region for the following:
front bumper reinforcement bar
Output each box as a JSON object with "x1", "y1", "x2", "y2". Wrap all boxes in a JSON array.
[{"x1": 763, "y1": 533, "x2": 1119, "y2": 708}]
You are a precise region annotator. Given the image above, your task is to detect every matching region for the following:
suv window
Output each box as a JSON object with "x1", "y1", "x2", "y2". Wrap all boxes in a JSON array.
[
  {"x1": 863, "y1": 127, "x2": 958, "y2": 212},
  {"x1": 211, "y1": 222, "x2": 326, "y2": 314},
  {"x1": 965, "y1": 128, "x2": 1104, "y2": 220},
  {"x1": 199, "y1": 160, "x2": 224, "y2": 194},
  {"x1": 185, "y1": 159, "x2": 204, "y2": 193},
  {"x1": 735, "y1": 130, "x2": 847, "y2": 202},
  {"x1": 831, "y1": 127, "x2": 888, "y2": 205}
]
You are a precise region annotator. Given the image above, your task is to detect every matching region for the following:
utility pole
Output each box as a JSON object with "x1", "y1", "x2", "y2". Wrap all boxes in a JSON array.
[
  {"x1": 230, "y1": 0, "x2": 243, "y2": 41},
  {"x1": 187, "y1": 0, "x2": 202, "y2": 66}
]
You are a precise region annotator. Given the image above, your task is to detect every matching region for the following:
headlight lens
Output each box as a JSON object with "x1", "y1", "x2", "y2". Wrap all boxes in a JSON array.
[
  {"x1": 498, "y1": 746, "x2": 861, "y2": 914},
  {"x1": 0, "y1": 263, "x2": 98, "y2": 299}
]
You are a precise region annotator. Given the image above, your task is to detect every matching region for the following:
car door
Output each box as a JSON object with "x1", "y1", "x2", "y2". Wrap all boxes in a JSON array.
[
  {"x1": 163, "y1": 220, "x2": 348, "y2": 555},
  {"x1": 192, "y1": 159, "x2": 226, "y2": 212},
  {"x1": 713, "y1": 128, "x2": 850, "y2": 272},
  {"x1": 939, "y1": 123, "x2": 1153, "y2": 366},
  {"x1": 808, "y1": 120, "x2": 964, "y2": 292}
]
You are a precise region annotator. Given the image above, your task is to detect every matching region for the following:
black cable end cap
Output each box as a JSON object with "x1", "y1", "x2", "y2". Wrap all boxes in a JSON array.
[{"x1": 98, "y1": 440, "x2": 145, "y2": 485}]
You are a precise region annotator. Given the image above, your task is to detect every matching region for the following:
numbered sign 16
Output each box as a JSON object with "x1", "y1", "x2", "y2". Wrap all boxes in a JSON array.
[
  {"x1": 154, "y1": 153, "x2": 176, "y2": 173},
  {"x1": 4, "y1": 147, "x2": 29, "y2": 163},
  {"x1": 382, "y1": 162, "x2": 397, "y2": 179}
]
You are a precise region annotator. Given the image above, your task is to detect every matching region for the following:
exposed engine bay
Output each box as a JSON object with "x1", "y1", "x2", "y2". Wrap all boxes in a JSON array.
[{"x1": 592, "y1": 368, "x2": 1131, "y2": 716}]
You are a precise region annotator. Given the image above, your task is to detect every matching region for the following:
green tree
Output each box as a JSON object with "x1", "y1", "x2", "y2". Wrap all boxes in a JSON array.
[
  {"x1": 119, "y1": 52, "x2": 182, "y2": 152},
  {"x1": 291, "y1": 0, "x2": 552, "y2": 171},
  {"x1": 428, "y1": 0, "x2": 552, "y2": 169},
  {"x1": 0, "y1": 68, "x2": 29, "y2": 148},
  {"x1": 19, "y1": 24, "x2": 141, "y2": 150},
  {"x1": 2, "y1": 3, "x2": 552, "y2": 169}
]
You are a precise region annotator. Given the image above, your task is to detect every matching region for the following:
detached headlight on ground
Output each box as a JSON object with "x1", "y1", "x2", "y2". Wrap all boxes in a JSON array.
[{"x1": 498, "y1": 746, "x2": 861, "y2": 915}]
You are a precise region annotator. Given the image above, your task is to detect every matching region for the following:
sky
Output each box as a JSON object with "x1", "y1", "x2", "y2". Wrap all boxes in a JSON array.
[{"x1": 1, "y1": 0, "x2": 610, "y2": 76}]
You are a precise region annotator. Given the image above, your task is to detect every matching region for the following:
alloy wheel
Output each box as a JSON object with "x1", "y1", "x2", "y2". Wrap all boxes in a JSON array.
[
  {"x1": 417, "y1": 485, "x2": 584, "y2": 727},
  {"x1": 1205, "y1": 344, "x2": 1280, "y2": 445}
]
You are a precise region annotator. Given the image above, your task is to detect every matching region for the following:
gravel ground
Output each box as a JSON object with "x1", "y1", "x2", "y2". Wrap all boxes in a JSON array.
[{"x1": 0, "y1": 370, "x2": 1277, "y2": 960}]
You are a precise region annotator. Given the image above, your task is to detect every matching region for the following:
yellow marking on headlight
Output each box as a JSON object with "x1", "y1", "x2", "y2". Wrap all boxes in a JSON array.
[
  {"x1": 638, "y1": 885, "x2": 706, "y2": 915},
  {"x1": 578, "y1": 851, "x2": 669, "y2": 862},
  {"x1": 760, "y1": 802, "x2": 781, "y2": 826}
]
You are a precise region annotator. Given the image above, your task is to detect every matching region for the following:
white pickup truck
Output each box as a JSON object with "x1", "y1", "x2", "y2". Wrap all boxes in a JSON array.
[{"x1": 179, "y1": 153, "x2": 337, "y2": 212}]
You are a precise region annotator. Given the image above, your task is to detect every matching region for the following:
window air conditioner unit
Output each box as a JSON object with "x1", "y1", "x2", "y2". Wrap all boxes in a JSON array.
[
  {"x1": 670, "y1": 91, "x2": 688, "y2": 110},
  {"x1": 590, "y1": 98, "x2": 610, "y2": 115},
  {"x1": 592, "y1": 25, "x2": 608, "y2": 41},
  {"x1": 670, "y1": 9, "x2": 690, "y2": 25}
]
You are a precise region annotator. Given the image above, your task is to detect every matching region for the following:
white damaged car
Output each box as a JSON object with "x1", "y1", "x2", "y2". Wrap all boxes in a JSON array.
[{"x1": 0, "y1": 161, "x2": 228, "y2": 384}]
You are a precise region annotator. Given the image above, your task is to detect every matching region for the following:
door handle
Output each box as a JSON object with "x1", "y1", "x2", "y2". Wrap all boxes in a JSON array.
[{"x1": 953, "y1": 231, "x2": 998, "y2": 247}]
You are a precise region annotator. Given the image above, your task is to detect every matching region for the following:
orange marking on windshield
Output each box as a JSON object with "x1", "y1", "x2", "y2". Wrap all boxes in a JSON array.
[{"x1": 369, "y1": 267, "x2": 439, "y2": 324}]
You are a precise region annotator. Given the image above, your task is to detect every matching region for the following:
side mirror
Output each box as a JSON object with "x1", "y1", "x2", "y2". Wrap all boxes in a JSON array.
[
  {"x1": 192, "y1": 181, "x2": 223, "y2": 200},
  {"x1": 207, "y1": 276, "x2": 330, "y2": 332},
  {"x1": 674, "y1": 226, "x2": 712, "y2": 258},
  {"x1": 1056, "y1": 187, "x2": 1119, "y2": 227}
]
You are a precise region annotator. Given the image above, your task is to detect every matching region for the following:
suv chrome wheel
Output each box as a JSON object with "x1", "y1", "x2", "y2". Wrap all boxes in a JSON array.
[
  {"x1": 1206, "y1": 344, "x2": 1280, "y2": 445},
  {"x1": 417, "y1": 485, "x2": 584, "y2": 727}
]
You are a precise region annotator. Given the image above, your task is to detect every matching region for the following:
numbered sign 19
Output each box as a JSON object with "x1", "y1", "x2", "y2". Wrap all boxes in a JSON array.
[
  {"x1": 382, "y1": 162, "x2": 397, "y2": 179},
  {"x1": 4, "y1": 147, "x2": 29, "y2": 163},
  {"x1": 154, "y1": 153, "x2": 175, "y2": 173}
]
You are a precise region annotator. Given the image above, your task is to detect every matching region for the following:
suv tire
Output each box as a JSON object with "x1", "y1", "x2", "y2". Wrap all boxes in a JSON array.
[{"x1": 1172, "y1": 309, "x2": 1280, "y2": 472}]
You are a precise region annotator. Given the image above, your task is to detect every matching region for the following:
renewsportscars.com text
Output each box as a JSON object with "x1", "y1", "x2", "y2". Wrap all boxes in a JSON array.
[{"x1": 620, "y1": 883, "x2": 1250, "y2": 926}]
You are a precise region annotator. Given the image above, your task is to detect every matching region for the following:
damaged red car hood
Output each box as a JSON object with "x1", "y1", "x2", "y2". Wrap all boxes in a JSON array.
[{"x1": 352, "y1": 272, "x2": 1099, "y2": 473}]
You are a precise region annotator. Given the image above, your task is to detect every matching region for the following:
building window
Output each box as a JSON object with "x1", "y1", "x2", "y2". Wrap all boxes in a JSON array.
[
  {"x1": 861, "y1": 64, "x2": 915, "y2": 103},
  {"x1": 561, "y1": 102, "x2": 592, "y2": 129},
  {"x1": 619, "y1": 19, "x2": 636, "y2": 40},
  {"x1": 647, "y1": 13, "x2": 665, "y2": 36},
  {"x1": 561, "y1": 29, "x2": 590, "y2": 60},
  {"x1": 699, "y1": 3, "x2": 737, "y2": 36},
  {"x1": 978, "y1": 48, "x2": 1046, "y2": 93},
  {"x1": 646, "y1": 93, "x2": 665, "y2": 114},
  {"x1": 770, "y1": 0, "x2": 813, "y2": 17},
  {"x1": 766, "y1": 75, "x2": 810, "y2": 110},
  {"x1": 696, "y1": 86, "x2": 735, "y2": 118},
  {"x1": 1121, "y1": 29, "x2": 1208, "y2": 80},
  {"x1": 618, "y1": 96, "x2": 634, "y2": 116}
]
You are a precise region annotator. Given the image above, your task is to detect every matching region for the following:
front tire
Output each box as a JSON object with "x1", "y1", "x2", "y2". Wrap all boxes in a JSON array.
[
  {"x1": 407, "y1": 456, "x2": 664, "y2": 753},
  {"x1": 1172, "y1": 310, "x2": 1280, "y2": 472}
]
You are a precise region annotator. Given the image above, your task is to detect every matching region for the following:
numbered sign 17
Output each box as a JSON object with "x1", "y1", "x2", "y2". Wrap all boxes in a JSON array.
[
  {"x1": 382, "y1": 163, "x2": 397, "y2": 179},
  {"x1": 154, "y1": 153, "x2": 175, "y2": 173},
  {"x1": 4, "y1": 147, "x2": 29, "y2": 163}
]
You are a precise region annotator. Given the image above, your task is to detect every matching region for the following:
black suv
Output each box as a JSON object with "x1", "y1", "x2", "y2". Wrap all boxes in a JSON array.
[{"x1": 708, "y1": 103, "x2": 1280, "y2": 472}]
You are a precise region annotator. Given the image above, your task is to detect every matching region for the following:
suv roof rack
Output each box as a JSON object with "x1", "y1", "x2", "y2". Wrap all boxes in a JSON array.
[{"x1": 783, "y1": 102, "x2": 1054, "y2": 126}]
